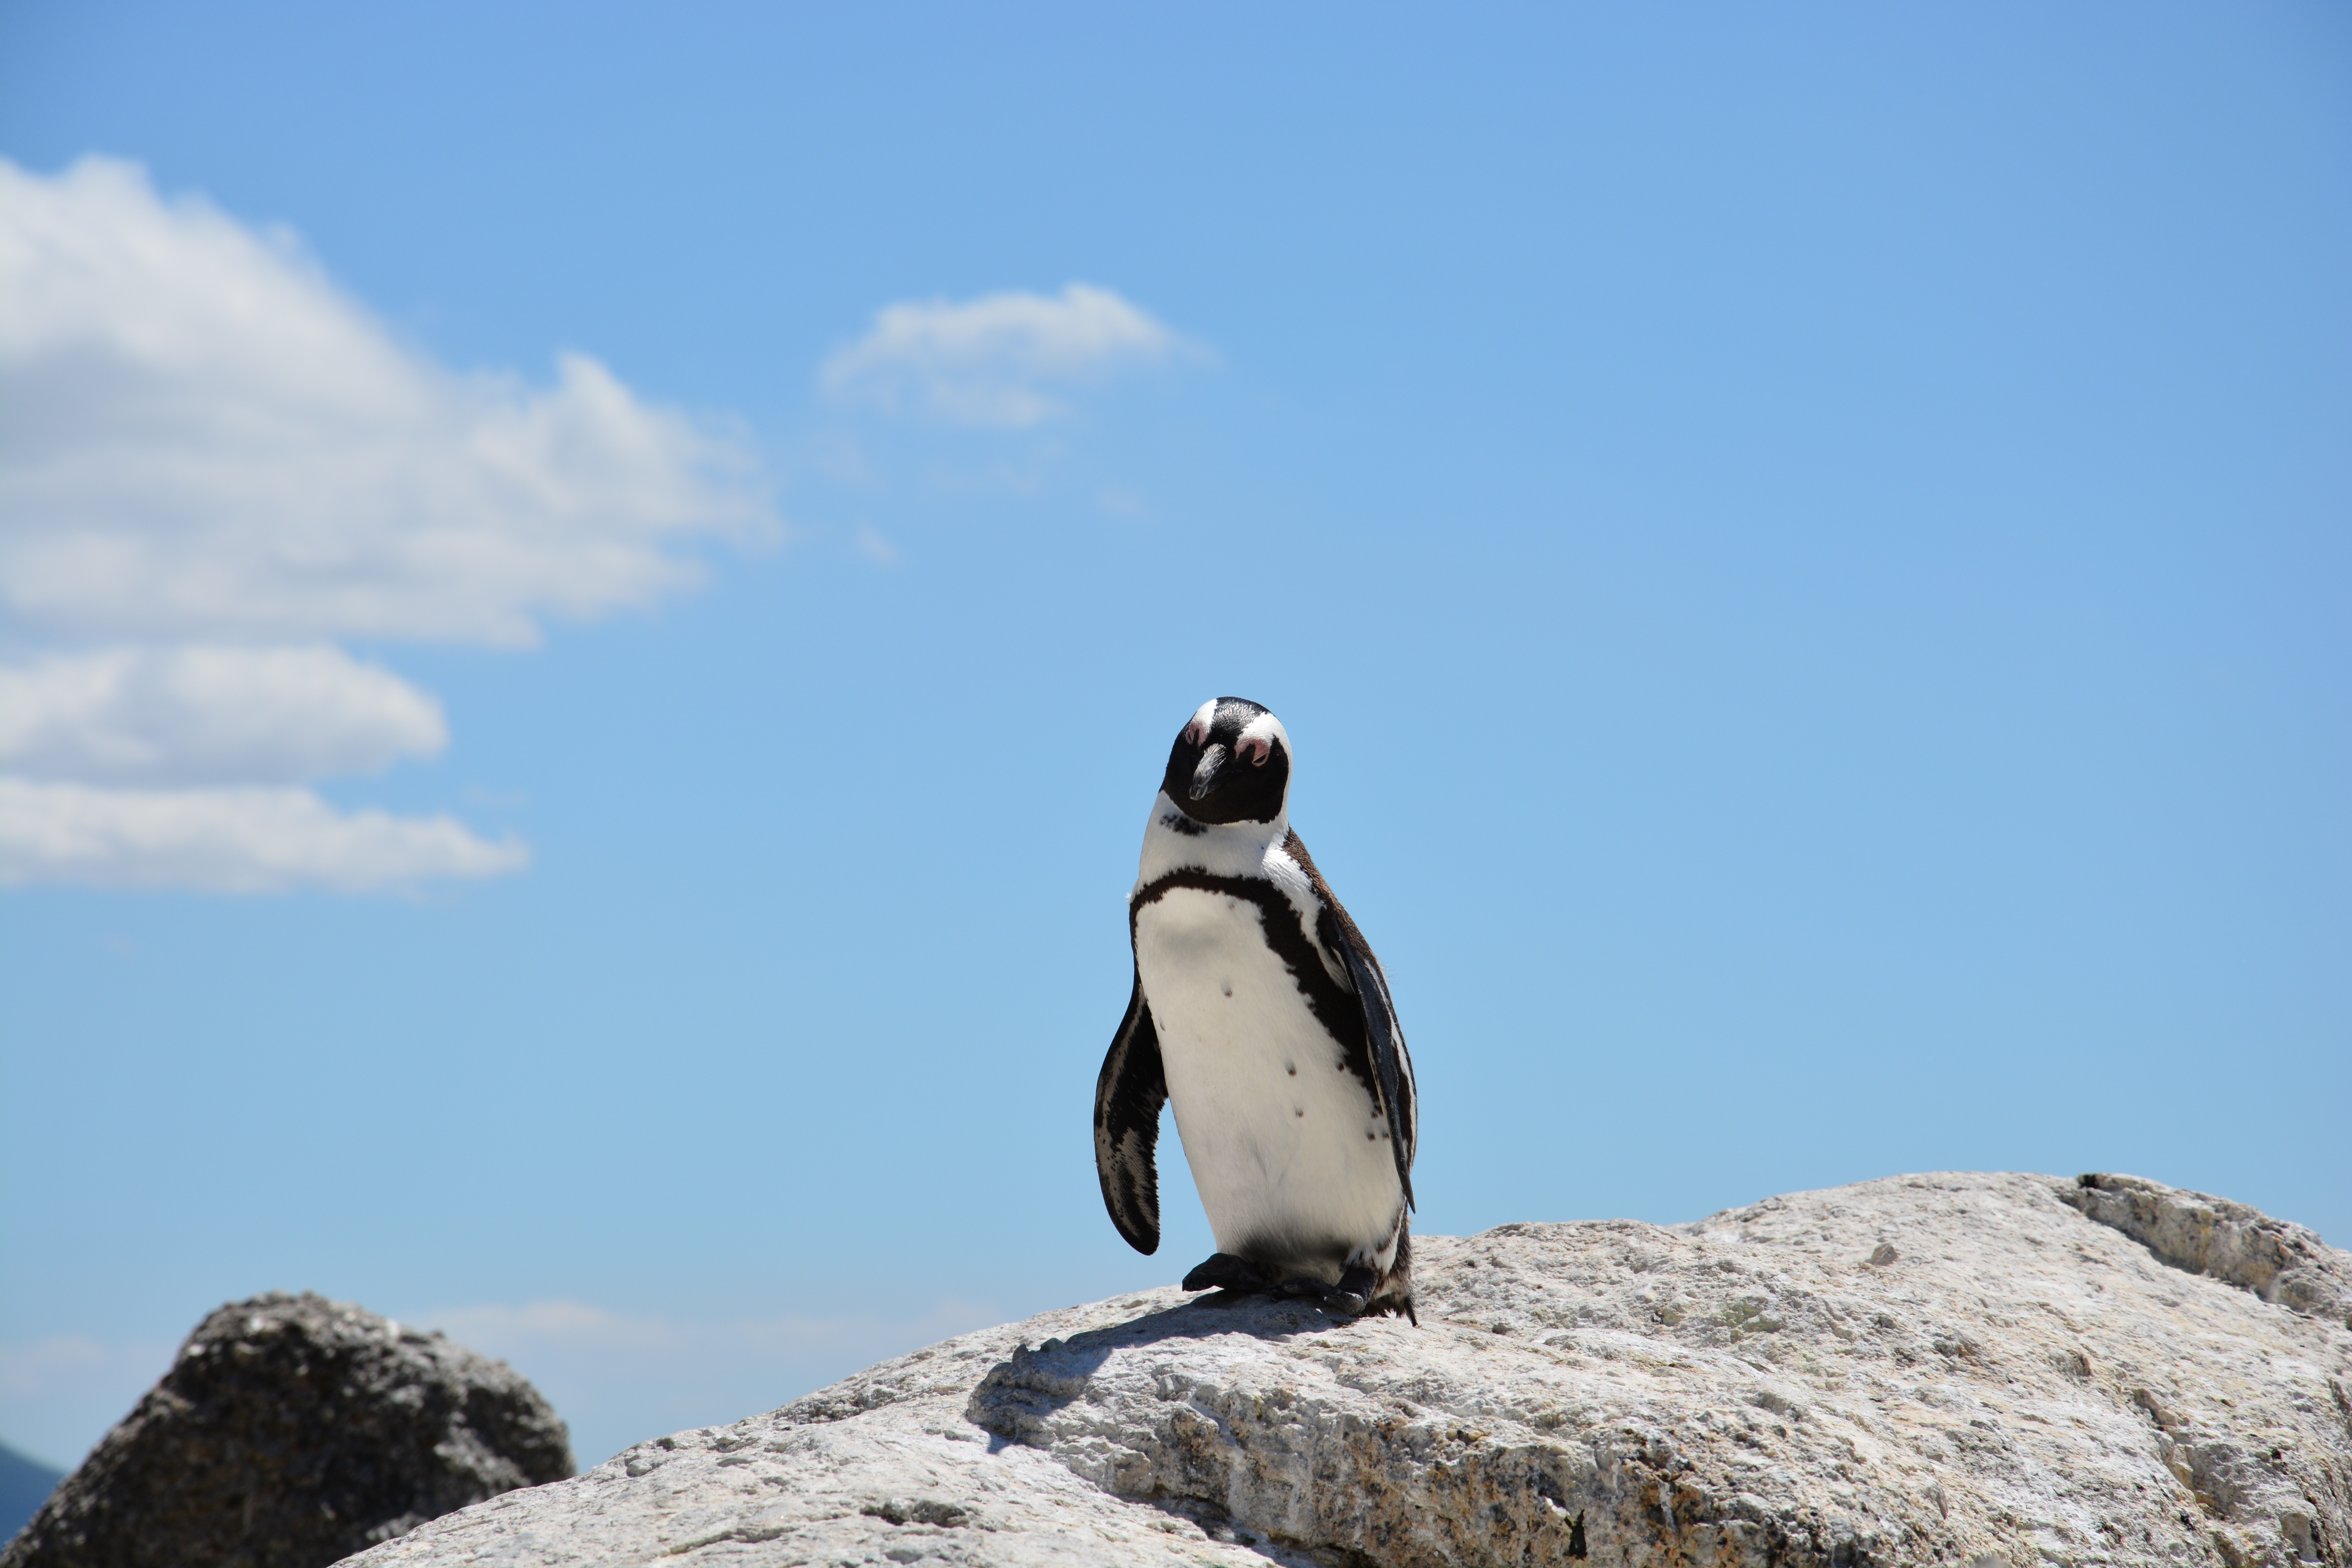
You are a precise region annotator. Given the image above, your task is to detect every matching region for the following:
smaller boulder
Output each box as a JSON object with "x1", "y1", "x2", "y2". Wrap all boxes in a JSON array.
[{"x1": 1, "y1": 1292, "x2": 572, "y2": 1568}]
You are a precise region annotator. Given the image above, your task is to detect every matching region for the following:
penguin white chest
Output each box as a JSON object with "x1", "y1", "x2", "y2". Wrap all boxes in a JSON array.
[{"x1": 1132, "y1": 886, "x2": 1403, "y2": 1272}]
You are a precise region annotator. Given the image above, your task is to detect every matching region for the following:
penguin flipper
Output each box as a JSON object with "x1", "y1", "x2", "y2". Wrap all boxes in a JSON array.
[
  {"x1": 1334, "y1": 932, "x2": 1418, "y2": 1210},
  {"x1": 1093, "y1": 967, "x2": 1166, "y2": 1254}
]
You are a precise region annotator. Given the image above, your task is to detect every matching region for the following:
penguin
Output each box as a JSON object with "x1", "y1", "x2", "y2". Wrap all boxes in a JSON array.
[{"x1": 1093, "y1": 697, "x2": 1418, "y2": 1320}]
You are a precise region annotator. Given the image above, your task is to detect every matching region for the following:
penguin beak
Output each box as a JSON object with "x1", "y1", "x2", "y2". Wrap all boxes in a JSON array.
[{"x1": 1188, "y1": 743, "x2": 1230, "y2": 801}]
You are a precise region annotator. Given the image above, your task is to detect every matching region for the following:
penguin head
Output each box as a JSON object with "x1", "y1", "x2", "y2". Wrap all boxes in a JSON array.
[{"x1": 1162, "y1": 697, "x2": 1292, "y2": 826}]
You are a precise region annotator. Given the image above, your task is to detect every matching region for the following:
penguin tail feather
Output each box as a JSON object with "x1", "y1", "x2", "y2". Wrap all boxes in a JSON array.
[{"x1": 1370, "y1": 1219, "x2": 1417, "y2": 1325}]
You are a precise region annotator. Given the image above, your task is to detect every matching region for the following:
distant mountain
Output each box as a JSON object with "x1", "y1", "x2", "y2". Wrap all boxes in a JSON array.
[{"x1": 0, "y1": 1441, "x2": 65, "y2": 1544}]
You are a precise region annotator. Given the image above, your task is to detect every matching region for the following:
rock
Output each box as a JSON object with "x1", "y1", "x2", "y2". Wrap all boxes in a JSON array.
[
  {"x1": 2059, "y1": 1172, "x2": 2352, "y2": 1329},
  {"x1": 1, "y1": 1292, "x2": 572, "y2": 1568},
  {"x1": 344, "y1": 1173, "x2": 2352, "y2": 1568}
]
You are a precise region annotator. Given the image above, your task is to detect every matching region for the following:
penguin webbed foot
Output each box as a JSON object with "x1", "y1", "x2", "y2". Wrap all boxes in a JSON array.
[
  {"x1": 1181, "y1": 1252, "x2": 1275, "y2": 1294},
  {"x1": 1274, "y1": 1270, "x2": 1370, "y2": 1314},
  {"x1": 1181, "y1": 1255, "x2": 1381, "y2": 1316}
]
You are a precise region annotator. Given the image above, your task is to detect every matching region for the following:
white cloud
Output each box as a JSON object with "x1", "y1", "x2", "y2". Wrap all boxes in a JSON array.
[
  {"x1": 0, "y1": 156, "x2": 775, "y2": 647},
  {"x1": 821, "y1": 283, "x2": 1184, "y2": 427},
  {"x1": 0, "y1": 778, "x2": 526, "y2": 892},
  {"x1": 0, "y1": 155, "x2": 787, "y2": 892},
  {"x1": 0, "y1": 1334, "x2": 126, "y2": 1401},
  {"x1": 0, "y1": 1333, "x2": 176, "y2": 1469},
  {"x1": 0, "y1": 1297, "x2": 1005, "y2": 1474},
  {"x1": 0, "y1": 646, "x2": 445, "y2": 785}
]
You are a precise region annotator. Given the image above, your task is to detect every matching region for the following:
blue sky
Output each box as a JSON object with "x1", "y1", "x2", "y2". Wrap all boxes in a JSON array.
[{"x1": 2, "y1": 2, "x2": 2345, "y2": 1472}]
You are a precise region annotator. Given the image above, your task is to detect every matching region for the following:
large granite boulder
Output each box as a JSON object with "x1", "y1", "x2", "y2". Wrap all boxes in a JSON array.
[
  {"x1": 346, "y1": 1172, "x2": 2350, "y2": 1568},
  {"x1": 2, "y1": 1292, "x2": 572, "y2": 1568}
]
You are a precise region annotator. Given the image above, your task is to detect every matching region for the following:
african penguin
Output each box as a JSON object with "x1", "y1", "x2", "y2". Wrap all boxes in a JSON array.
[{"x1": 1093, "y1": 697, "x2": 1419, "y2": 1320}]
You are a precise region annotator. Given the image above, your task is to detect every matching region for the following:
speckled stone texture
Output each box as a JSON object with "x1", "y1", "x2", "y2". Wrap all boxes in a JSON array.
[
  {"x1": 2057, "y1": 1173, "x2": 2350, "y2": 1331},
  {"x1": 2, "y1": 1292, "x2": 572, "y2": 1568},
  {"x1": 343, "y1": 1173, "x2": 2350, "y2": 1568}
]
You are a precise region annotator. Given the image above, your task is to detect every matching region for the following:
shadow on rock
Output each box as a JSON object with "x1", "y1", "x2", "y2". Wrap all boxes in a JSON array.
[{"x1": 967, "y1": 1294, "x2": 1349, "y2": 1446}]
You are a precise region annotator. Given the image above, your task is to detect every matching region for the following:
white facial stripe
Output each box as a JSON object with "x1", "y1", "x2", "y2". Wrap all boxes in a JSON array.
[
  {"x1": 1181, "y1": 698, "x2": 1219, "y2": 748},
  {"x1": 1236, "y1": 710, "x2": 1288, "y2": 767}
]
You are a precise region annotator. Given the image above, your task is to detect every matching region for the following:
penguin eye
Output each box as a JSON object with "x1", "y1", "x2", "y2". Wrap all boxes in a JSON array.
[
  {"x1": 1181, "y1": 718, "x2": 1211, "y2": 747},
  {"x1": 1236, "y1": 736, "x2": 1272, "y2": 767}
]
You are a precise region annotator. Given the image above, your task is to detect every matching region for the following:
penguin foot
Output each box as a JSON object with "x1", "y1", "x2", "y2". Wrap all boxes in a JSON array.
[
  {"x1": 1274, "y1": 1277, "x2": 1363, "y2": 1312},
  {"x1": 1273, "y1": 1265, "x2": 1378, "y2": 1315},
  {"x1": 1181, "y1": 1253, "x2": 1277, "y2": 1294},
  {"x1": 1185, "y1": 1260, "x2": 1383, "y2": 1316},
  {"x1": 1182, "y1": 1256, "x2": 1383, "y2": 1316}
]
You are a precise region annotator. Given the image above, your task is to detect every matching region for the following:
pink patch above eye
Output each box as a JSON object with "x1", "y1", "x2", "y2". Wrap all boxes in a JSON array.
[
  {"x1": 1238, "y1": 737, "x2": 1270, "y2": 766},
  {"x1": 1182, "y1": 721, "x2": 1209, "y2": 746}
]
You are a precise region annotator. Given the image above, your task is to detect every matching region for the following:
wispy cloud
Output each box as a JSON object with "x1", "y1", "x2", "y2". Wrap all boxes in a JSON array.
[
  {"x1": 820, "y1": 283, "x2": 1186, "y2": 428},
  {"x1": 0, "y1": 779, "x2": 526, "y2": 891},
  {"x1": 0, "y1": 1333, "x2": 176, "y2": 1470},
  {"x1": 852, "y1": 523, "x2": 901, "y2": 565},
  {"x1": 0, "y1": 158, "x2": 771, "y2": 648},
  {"x1": 419, "y1": 1298, "x2": 1000, "y2": 1465},
  {"x1": 0, "y1": 647, "x2": 445, "y2": 786},
  {"x1": 0, "y1": 156, "x2": 777, "y2": 892},
  {"x1": 0, "y1": 1298, "x2": 1004, "y2": 1473}
]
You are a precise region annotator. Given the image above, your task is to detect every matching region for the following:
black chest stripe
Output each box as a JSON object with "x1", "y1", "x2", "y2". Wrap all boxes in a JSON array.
[{"x1": 1130, "y1": 870, "x2": 1383, "y2": 1115}]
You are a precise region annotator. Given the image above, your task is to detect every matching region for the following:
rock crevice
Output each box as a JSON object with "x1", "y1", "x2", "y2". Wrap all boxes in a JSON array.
[{"x1": 2060, "y1": 1172, "x2": 2352, "y2": 1328}]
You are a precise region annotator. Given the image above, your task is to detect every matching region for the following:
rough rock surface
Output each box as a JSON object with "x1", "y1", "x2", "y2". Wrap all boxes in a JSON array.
[
  {"x1": 2, "y1": 1292, "x2": 573, "y2": 1568},
  {"x1": 2058, "y1": 1174, "x2": 2351, "y2": 1331},
  {"x1": 346, "y1": 1173, "x2": 2351, "y2": 1568}
]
